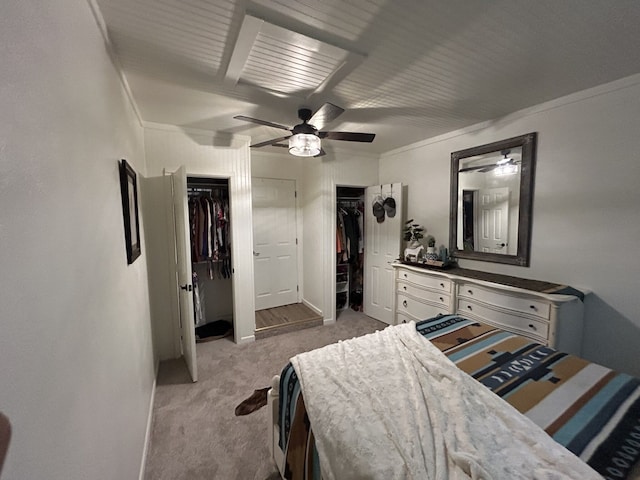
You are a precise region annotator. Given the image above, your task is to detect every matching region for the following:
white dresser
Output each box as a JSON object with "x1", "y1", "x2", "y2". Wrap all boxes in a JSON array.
[{"x1": 393, "y1": 262, "x2": 586, "y2": 354}]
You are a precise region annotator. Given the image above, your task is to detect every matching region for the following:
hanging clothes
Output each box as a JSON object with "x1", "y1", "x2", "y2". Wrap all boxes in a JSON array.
[
  {"x1": 337, "y1": 196, "x2": 365, "y2": 313},
  {"x1": 188, "y1": 189, "x2": 232, "y2": 272},
  {"x1": 357, "y1": 203, "x2": 364, "y2": 253},
  {"x1": 337, "y1": 209, "x2": 348, "y2": 263},
  {"x1": 193, "y1": 271, "x2": 205, "y2": 326},
  {"x1": 339, "y1": 207, "x2": 361, "y2": 263}
]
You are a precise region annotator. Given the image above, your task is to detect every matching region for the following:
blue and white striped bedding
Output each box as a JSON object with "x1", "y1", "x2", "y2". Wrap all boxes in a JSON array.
[{"x1": 278, "y1": 315, "x2": 640, "y2": 479}]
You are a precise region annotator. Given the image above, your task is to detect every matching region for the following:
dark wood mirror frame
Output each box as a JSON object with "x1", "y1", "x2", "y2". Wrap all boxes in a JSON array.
[{"x1": 449, "y1": 132, "x2": 537, "y2": 266}]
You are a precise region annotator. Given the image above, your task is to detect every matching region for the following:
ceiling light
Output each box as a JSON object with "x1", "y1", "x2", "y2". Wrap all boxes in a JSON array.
[
  {"x1": 495, "y1": 164, "x2": 518, "y2": 176},
  {"x1": 289, "y1": 133, "x2": 321, "y2": 157}
]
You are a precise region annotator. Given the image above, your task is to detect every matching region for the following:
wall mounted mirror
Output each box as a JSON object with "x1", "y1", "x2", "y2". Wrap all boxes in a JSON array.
[{"x1": 449, "y1": 133, "x2": 537, "y2": 266}]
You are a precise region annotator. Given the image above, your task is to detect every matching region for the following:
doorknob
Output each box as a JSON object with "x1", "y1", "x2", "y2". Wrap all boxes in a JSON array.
[
  {"x1": 253, "y1": 250, "x2": 260, "y2": 256},
  {"x1": 180, "y1": 284, "x2": 192, "y2": 292},
  {"x1": 496, "y1": 243, "x2": 506, "y2": 248}
]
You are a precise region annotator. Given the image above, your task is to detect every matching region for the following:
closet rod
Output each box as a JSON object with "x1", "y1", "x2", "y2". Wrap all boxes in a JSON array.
[{"x1": 188, "y1": 187, "x2": 222, "y2": 194}]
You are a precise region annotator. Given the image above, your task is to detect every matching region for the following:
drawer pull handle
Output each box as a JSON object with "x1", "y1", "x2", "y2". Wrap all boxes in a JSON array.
[
  {"x1": 440, "y1": 283, "x2": 445, "y2": 288},
  {"x1": 528, "y1": 324, "x2": 537, "y2": 330},
  {"x1": 403, "y1": 286, "x2": 407, "y2": 290},
  {"x1": 439, "y1": 297, "x2": 444, "y2": 302},
  {"x1": 529, "y1": 305, "x2": 536, "y2": 310},
  {"x1": 467, "y1": 305, "x2": 472, "y2": 311},
  {"x1": 404, "y1": 274, "x2": 408, "y2": 278},
  {"x1": 468, "y1": 289, "x2": 473, "y2": 295},
  {"x1": 403, "y1": 300, "x2": 408, "y2": 307}
]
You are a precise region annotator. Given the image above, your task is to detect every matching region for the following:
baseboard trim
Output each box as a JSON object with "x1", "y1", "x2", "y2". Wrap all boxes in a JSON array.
[
  {"x1": 323, "y1": 317, "x2": 336, "y2": 325},
  {"x1": 302, "y1": 299, "x2": 322, "y2": 317},
  {"x1": 138, "y1": 376, "x2": 157, "y2": 480},
  {"x1": 238, "y1": 334, "x2": 256, "y2": 344}
]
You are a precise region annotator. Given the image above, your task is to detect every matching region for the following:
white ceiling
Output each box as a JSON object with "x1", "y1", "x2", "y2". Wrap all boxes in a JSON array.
[{"x1": 95, "y1": 0, "x2": 640, "y2": 154}]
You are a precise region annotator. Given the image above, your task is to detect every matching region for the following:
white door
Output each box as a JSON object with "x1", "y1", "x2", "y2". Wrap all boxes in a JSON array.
[
  {"x1": 252, "y1": 178, "x2": 299, "y2": 311},
  {"x1": 170, "y1": 166, "x2": 197, "y2": 382},
  {"x1": 364, "y1": 183, "x2": 403, "y2": 324},
  {"x1": 478, "y1": 187, "x2": 509, "y2": 253}
]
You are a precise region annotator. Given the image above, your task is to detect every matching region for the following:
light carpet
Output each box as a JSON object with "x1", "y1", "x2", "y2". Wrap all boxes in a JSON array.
[{"x1": 144, "y1": 309, "x2": 386, "y2": 480}]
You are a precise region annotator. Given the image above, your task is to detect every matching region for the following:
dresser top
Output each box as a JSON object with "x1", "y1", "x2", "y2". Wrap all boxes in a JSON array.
[{"x1": 395, "y1": 261, "x2": 584, "y2": 300}]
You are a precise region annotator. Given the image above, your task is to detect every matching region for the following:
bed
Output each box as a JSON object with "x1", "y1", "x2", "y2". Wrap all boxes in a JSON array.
[{"x1": 267, "y1": 315, "x2": 640, "y2": 479}]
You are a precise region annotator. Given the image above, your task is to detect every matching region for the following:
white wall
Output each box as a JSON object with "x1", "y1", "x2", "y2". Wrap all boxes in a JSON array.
[
  {"x1": 380, "y1": 75, "x2": 640, "y2": 376},
  {"x1": 0, "y1": 1, "x2": 155, "y2": 479},
  {"x1": 143, "y1": 125, "x2": 256, "y2": 347}
]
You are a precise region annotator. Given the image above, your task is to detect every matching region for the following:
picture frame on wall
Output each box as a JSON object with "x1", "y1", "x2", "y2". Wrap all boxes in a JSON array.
[{"x1": 119, "y1": 159, "x2": 141, "y2": 264}]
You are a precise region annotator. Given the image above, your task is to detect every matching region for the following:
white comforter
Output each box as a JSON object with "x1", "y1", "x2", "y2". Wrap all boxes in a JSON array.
[{"x1": 290, "y1": 322, "x2": 602, "y2": 480}]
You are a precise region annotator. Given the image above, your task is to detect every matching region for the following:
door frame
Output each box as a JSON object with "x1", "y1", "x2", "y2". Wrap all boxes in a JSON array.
[
  {"x1": 166, "y1": 171, "x2": 241, "y2": 345},
  {"x1": 252, "y1": 177, "x2": 301, "y2": 312},
  {"x1": 329, "y1": 183, "x2": 367, "y2": 322}
]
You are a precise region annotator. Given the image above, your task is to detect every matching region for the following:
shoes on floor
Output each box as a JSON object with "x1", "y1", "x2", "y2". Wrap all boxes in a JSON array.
[{"x1": 234, "y1": 387, "x2": 270, "y2": 416}]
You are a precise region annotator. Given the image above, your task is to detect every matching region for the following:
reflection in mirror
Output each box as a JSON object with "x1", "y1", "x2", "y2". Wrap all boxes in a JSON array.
[
  {"x1": 458, "y1": 147, "x2": 522, "y2": 255},
  {"x1": 450, "y1": 133, "x2": 537, "y2": 266}
]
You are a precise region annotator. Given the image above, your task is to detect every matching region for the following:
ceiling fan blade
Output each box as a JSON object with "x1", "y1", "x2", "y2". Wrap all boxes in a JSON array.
[
  {"x1": 234, "y1": 115, "x2": 291, "y2": 131},
  {"x1": 460, "y1": 159, "x2": 521, "y2": 173},
  {"x1": 319, "y1": 131, "x2": 375, "y2": 142},
  {"x1": 309, "y1": 103, "x2": 344, "y2": 130},
  {"x1": 459, "y1": 164, "x2": 495, "y2": 173},
  {"x1": 250, "y1": 135, "x2": 291, "y2": 148}
]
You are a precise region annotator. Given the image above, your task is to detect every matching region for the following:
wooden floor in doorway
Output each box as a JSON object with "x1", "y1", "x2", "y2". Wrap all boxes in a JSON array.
[{"x1": 255, "y1": 303, "x2": 323, "y2": 340}]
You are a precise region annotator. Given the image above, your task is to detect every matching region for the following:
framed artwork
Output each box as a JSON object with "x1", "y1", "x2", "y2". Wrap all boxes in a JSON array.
[{"x1": 119, "y1": 159, "x2": 141, "y2": 264}]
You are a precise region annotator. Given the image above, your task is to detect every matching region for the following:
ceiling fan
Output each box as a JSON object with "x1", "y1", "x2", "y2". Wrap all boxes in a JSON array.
[
  {"x1": 459, "y1": 149, "x2": 520, "y2": 174},
  {"x1": 234, "y1": 103, "x2": 376, "y2": 157}
]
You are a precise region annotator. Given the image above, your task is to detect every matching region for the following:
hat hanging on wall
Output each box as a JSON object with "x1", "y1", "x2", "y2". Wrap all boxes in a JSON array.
[
  {"x1": 383, "y1": 196, "x2": 396, "y2": 218},
  {"x1": 372, "y1": 194, "x2": 385, "y2": 223}
]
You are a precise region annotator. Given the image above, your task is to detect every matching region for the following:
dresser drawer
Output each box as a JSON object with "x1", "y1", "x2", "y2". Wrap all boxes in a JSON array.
[
  {"x1": 396, "y1": 312, "x2": 417, "y2": 325},
  {"x1": 397, "y1": 281, "x2": 451, "y2": 308},
  {"x1": 457, "y1": 298, "x2": 549, "y2": 343},
  {"x1": 457, "y1": 282, "x2": 550, "y2": 320},
  {"x1": 396, "y1": 269, "x2": 451, "y2": 293},
  {"x1": 397, "y1": 293, "x2": 449, "y2": 321}
]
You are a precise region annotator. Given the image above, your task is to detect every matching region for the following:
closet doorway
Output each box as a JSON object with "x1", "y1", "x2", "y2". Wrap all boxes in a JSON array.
[
  {"x1": 169, "y1": 167, "x2": 235, "y2": 382},
  {"x1": 335, "y1": 183, "x2": 403, "y2": 324},
  {"x1": 336, "y1": 187, "x2": 365, "y2": 317}
]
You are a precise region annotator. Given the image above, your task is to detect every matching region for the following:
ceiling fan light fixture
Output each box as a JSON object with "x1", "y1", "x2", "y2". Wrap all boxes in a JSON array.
[
  {"x1": 289, "y1": 133, "x2": 321, "y2": 157},
  {"x1": 495, "y1": 163, "x2": 518, "y2": 176}
]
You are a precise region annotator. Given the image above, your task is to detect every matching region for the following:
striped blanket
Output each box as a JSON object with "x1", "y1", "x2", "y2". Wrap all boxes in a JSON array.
[{"x1": 280, "y1": 315, "x2": 640, "y2": 480}]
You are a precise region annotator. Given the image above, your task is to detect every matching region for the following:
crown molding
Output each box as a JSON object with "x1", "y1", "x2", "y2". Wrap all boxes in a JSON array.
[{"x1": 382, "y1": 72, "x2": 640, "y2": 158}]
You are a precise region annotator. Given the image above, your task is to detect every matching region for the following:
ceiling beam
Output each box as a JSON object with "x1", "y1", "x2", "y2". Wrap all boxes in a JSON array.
[
  {"x1": 310, "y1": 51, "x2": 365, "y2": 98},
  {"x1": 224, "y1": 14, "x2": 263, "y2": 86}
]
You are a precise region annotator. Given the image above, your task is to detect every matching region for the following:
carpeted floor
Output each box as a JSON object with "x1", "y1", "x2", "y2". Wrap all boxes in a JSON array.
[{"x1": 144, "y1": 309, "x2": 386, "y2": 480}]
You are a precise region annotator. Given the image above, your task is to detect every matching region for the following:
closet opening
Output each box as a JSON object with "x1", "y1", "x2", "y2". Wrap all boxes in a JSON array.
[
  {"x1": 336, "y1": 186, "x2": 365, "y2": 318},
  {"x1": 187, "y1": 176, "x2": 234, "y2": 343}
]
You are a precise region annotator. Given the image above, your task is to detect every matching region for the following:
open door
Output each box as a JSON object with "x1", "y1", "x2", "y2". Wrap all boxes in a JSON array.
[
  {"x1": 364, "y1": 183, "x2": 402, "y2": 324},
  {"x1": 170, "y1": 166, "x2": 198, "y2": 382}
]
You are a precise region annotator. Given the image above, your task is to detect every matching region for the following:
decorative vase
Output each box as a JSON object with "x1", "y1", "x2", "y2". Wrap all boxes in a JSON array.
[{"x1": 425, "y1": 246, "x2": 439, "y2": 261}]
